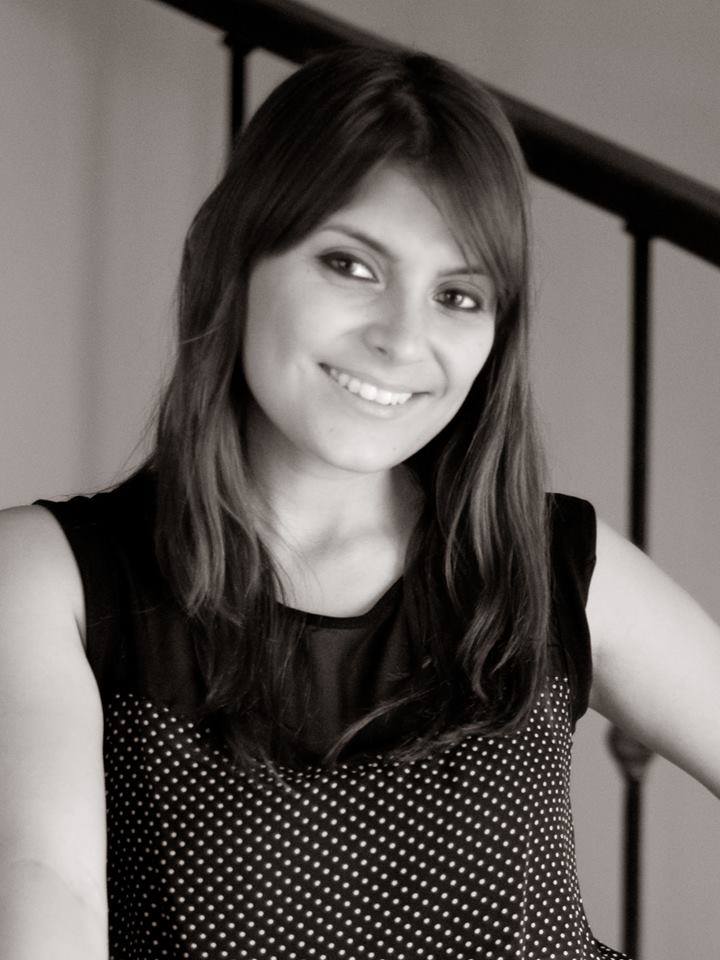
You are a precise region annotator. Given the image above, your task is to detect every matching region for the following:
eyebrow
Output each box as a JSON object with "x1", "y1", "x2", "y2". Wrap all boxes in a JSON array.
[{"x1": 321, "y1": 223, "x2": 489, "y2": 279}]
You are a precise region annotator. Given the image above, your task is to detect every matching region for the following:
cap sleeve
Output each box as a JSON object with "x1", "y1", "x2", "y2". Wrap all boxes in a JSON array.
[
  {"x1": 34, "y1": 488, "x2": 126, "y2": 693},
  {"x1": 547, "y1": 493, "x2": 597, "y2": 727},
  {"x1": 33, "y1": 471, "x2": 198, "y2": 709}
]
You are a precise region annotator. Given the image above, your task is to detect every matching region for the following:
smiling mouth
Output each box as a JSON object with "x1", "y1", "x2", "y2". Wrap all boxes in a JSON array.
[{"x1": 323, "y1": 365, "x2": 415, "y2": 406}]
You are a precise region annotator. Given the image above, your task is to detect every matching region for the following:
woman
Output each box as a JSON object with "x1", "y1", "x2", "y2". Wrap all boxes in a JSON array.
[{"x1": 1, "y1": 47, "x2": 718, "y2": 960}]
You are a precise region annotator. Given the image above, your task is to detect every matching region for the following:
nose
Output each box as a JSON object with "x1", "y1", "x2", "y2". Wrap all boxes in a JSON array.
[{"x1": 362, "y1": 288, "x2": 428, "y2": 364}]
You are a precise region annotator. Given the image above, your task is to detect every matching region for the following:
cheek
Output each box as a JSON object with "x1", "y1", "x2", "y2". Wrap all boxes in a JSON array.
[
  {"x1": 245, "y1": 265, "x2": 327, "y2": 367},
  {"x1": 448, "y1": 326, "x2": 495, "y2": 397},
  {"x1": 241, "y1": 314, "x2": 269, "y2": 390},
  {"x1": 243, "y1": 288, "x2": 297, "y2": 381}
]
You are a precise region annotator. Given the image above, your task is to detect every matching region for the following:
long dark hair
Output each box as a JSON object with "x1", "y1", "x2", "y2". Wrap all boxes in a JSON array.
[{"x1": 152, "y1": 46, "x2": 551, "y2": 769}]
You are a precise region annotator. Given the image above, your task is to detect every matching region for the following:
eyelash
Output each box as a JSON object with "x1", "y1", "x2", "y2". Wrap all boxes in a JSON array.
[
  {"x1": 320, "y1": 252, "x2": 489, "y2": 313},
  {"x1": 434, "y1": 289, "x2": 486, "y2": 313},
  {"x1": 321, "y1": 253, "x2": 376, "y2": 281}
]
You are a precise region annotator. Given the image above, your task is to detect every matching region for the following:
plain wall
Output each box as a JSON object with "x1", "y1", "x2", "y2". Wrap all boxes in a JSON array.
[
  {"x1": 1, "y1": 0, "x2": 227, "y2": 499},
  {"x1": 2, "y1": 1, "x2": 719, "y2": 957}
]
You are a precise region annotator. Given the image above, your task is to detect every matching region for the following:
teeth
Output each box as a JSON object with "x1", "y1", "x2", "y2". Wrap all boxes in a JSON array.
[
  {"x1": 359, "y1": 383, "x2": 377, "y2": 401},
  {"x1": 328, "y1": 367, "x2": 412, "y2": 406}
]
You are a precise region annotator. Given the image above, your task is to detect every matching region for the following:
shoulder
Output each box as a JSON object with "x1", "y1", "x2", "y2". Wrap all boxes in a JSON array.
[
  {"x1": 0, "y1": 505, "x2": 107, "y2": 925},
  {"x1": 586, "y1": 521, "x2": 720, "y2": 797},
  {"x1": 34, "y1": 468, "x2": 157, "y2": 536},
  {"x1": 0, "y1": 502, "x2": 101, "y2": 779},
  {"x1": 0, "y1": 468, "x2": 157, "y2": 646},
  {"x1": 0, "y1": 504, "x2": 86, "y2": 642},
  {"x1": 33, "y1": 468, "x2": 159, "y2": 608}
]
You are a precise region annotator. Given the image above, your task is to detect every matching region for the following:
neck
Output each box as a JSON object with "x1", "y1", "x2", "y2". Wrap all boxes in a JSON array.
[
  {"x1": 248, "y1": 434, "x2": 412, "y2": 553},
  {"x1": 243, "y1": 408, "x2": 425, "y2": 615}
]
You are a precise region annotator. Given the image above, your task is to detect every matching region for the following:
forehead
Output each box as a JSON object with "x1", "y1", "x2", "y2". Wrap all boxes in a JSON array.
[{"x1": 314, "y1": 163, "x2": 472, "y2": 268}]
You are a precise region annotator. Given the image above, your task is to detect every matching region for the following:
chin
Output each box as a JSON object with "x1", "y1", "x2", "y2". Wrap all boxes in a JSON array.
[{"x1": 316, "y1": 441, "x2": 412, "y2": 476}]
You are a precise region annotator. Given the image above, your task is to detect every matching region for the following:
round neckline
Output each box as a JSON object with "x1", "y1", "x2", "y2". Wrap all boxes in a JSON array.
[{"x1": 278, "y1": 576, "x2": 403, "y2": 630}]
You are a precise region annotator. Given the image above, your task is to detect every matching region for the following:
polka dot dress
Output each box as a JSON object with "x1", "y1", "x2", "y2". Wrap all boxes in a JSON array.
[
  {"x1": 104, "y1": 678, "x2": 629, "y2": 960},
  {"x1": 36, "y1": 474, "x2": 629, "y2": 959}
]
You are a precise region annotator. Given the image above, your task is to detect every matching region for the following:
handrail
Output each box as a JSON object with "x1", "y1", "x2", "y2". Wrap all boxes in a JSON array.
[
  {"x1": 158, "y1": 0, "x2": 720, "y2": 268},
  {"x1": 159, "y1": 0, "x2": 392, "y2": 58}
]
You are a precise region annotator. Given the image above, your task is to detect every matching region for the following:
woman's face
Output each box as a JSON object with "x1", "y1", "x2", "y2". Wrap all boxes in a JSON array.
[{"x1": 242, "y1": 163, "x2": 497, "y2": 478}]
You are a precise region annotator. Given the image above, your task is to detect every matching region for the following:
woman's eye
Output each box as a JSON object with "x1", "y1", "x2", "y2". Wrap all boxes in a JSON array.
[
  {"x1": 436, "y1": 288, "x2": 487, "y2": 313},
  {"x1": 322, "y1": 253, "x2": 376, "y2": 281}
]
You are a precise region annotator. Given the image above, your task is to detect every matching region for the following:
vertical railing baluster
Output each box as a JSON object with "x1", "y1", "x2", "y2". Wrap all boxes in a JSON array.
[
  {"x1": 607, "y1": 725, "x2": 654, "y2": 955},
  {"x1": 630, "y1": 232, "x2": 651, "y2": 550},
  {"x1": 607, "y1": 229, "x2": 655, "y2": 958},
  {"x1": 224, "y1": 34, "x2": 250, "y2": 145}
]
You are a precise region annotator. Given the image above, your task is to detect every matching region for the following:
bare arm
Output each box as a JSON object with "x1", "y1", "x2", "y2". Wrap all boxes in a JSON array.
[
  {"x1": 587, "y1": 518, "x2": 720, "y2": 799},
  {"x1": 0, "y1": 506, "x2": 108, "y2": 959}
]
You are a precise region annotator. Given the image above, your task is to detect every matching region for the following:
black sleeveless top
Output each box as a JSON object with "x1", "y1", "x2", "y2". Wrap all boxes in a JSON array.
[{"x1": 37, "y1": 471, "x2": 629, "y2": 960}]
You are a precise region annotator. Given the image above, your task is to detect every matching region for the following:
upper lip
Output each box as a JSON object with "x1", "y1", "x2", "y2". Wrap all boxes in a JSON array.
[{"x1": 321, "y1": 363, "x2": 427, "y2": 395}]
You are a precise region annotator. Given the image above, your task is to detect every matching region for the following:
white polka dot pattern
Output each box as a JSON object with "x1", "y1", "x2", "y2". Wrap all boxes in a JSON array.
[{"x1": 104, "y1": 677, "x2": 630, "y2": 959}]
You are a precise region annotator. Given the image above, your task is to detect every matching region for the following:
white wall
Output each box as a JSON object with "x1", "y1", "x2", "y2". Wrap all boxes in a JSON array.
[
  {"x1": 1, "y1": 0, "x2": 227, "y2": 501},
  {"x1": 2, "y1": 1, "x2": 718, "y2": 957}
]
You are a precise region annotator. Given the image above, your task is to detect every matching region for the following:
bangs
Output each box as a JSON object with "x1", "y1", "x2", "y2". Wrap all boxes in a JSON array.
[
  {"x1": 228, "y1": 45, "x2": 528, "y2": 322},
  {"x1": 418, "y1": 155, "x2": 527, "y2": 322}
]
